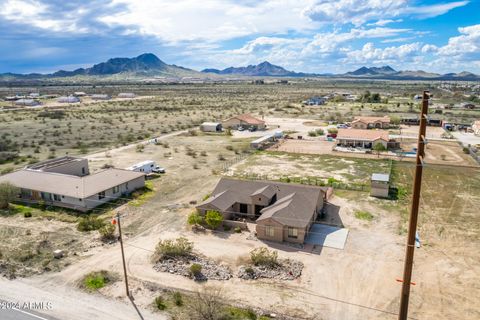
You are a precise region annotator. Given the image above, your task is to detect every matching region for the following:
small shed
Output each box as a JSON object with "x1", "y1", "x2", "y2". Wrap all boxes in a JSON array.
[
  {"x1": 371, "y1": 173, "x2": 390, "y2": 198},
  {"x1": 118, "y1": 92, "x2": 136, "y2": 99},
  {"x1": 91, "y1": 94, "x2": 111, "y2": 100},
  {"x1": 251, "y1": 134, "x2": 275, "y2": 150},
  {"x1": 15, "y1": 99, "x2": 40, "y2": 106},
  {"x1": 200, "y1": 122, "x2": 222, "y2": 132},
  {"x1": 57, "y1": 96, "x2": 80, "y2": 103}
]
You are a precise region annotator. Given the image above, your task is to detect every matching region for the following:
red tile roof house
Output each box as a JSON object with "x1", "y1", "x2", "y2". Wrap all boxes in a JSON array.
[
  {"x1": 351, "y1": 116, "x2": 391, "y2": 129},
  {"x1": 196, "y1": 178, "x2": 330, "y2": 244},
  {"x1": 336, "y1": 128, "x2": 397, "y2": 149},
  {"x1": 222, "y1": 114, "x2": 266, "y2": 130}
]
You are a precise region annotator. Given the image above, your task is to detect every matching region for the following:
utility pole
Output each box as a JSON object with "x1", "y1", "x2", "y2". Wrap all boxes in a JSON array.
[
  {"x1": 116, "y1": 212, "x2": 130, "y2": 298},
  {"x1": 398, "y1": 90, "x2": 430, "y2": 320}
]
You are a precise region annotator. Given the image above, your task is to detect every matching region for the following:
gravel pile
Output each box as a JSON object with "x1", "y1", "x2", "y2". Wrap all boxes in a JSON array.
[
  {"x1": 153, "y1": 255, "x2": 232, "y2": 281},
  {"x1": 237, "y1": 259, "x2": 303, "y2": 281}
]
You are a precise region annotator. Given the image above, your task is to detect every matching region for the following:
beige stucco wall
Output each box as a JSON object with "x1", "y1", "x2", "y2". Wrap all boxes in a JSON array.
[
  {"x1": 84, "y1": 175, "x2": 145, "y2": 209},
  {"x1": 352, "y1": 122, "x2": 367, "y2": 129},
  {"x1": 222, "y1": 118, "x2": 265, "y2": 130},
  {"x1": 42, "y1": 158, "x2": 90, "y2": 176},
  {"x1": 256, "y1": 218, "x2": 284, "y2": 242}
]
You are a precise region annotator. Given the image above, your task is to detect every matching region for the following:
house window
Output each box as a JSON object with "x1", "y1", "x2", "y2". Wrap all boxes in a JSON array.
[
  {"x1": 98, "y1": 191, "x2": 105, "y2": 200},
  {"x1": 53, "y1": 194, "x2": 62, "y2": 202},
  {"x1": 112, "y1": 185, "x2": 120, "y2": 194},
  {"x1": 239, "y1": 203, "x2": 248, "y2": 214},
  {"x1": 125, "y1": 182, "x2": 129, "y2": 190},
  {"x1": 265, "y1": 226, "x2": 275, "y2": 237},
  {"x1": 82, "y1": 167, "x2": 85, "y2": 175},
  {"x1": 288, "y1": 227, "x2": 298, "y2": 239}
]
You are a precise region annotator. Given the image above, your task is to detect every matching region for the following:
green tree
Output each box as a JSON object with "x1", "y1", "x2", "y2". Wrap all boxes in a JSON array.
[
  {"x1": 205, "y1": 210, "x2": 223, "y2": 230},
  {"x1": 0, "y1": 182, "x2": 19, "y2": 209},
  {"x1": 373, "y1": 143, "x2": 387, "y2": 157},
  {"x1": 188, "y1": 212, "x2": 203, "y2": 227}
]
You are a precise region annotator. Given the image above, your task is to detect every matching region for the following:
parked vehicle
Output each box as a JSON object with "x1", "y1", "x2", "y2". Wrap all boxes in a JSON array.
[
  {"x1": 238, "y1": 126, "x2": 245, "y2": 131},
  {"x1": 126, "y1": 160, "x2": 159, "y2": 174},
  {"x1": 337, "y1": 124, "x2": 348, "y2": 129},
  {"x1": 327, "y1": 133, "x2": 337, "y2": 139},
  {"x1": 248, "y1": 126, "x2": 257, "y2": 132},
  {"x1": 152, "y1": 166, "x2": 166, "y2": 174}
]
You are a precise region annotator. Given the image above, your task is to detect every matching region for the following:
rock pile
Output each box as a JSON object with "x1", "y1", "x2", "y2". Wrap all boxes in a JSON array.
[
  {"x1": 237, "y1": 259, "x2": 303, "y2": 281},
  {"x1": 153, "y1": 255, "x2": 232, "y2": 281}
]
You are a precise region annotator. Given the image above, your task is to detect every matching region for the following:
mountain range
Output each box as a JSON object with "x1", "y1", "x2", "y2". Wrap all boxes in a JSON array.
[{"x1": 1, "y1": 53, "x2": 479, "y2": 81}]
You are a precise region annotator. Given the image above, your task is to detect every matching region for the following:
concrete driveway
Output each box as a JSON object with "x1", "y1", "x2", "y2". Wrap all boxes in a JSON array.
[{"x1": 305, "y1": 224, "x2": 349, "y2": 250}]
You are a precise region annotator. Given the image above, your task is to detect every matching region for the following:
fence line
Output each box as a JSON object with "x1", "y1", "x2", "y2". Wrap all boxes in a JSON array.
[
  {"x1": 233, "y1": 172, "x2": 369, "y2": 192},
  {"x1": 221, "y1": 153, "x2": 250, "y2": 172}
]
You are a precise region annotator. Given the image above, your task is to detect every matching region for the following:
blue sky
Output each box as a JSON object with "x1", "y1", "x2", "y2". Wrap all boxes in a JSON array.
[{"x1": 0, "y1": 0, "x2": 479, "y2": 74}]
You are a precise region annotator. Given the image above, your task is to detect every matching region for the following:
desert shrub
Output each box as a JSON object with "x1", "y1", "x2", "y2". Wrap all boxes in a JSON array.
[
  {"x1": 0, "y1": 182, "x2": 19, "y2": 209},
  {"x1": 227, "y1": 307, "x2": 257, "y2": 320},
  {"x1": 172, "y1": 291, "x2": 183, "y2": 306},
  {"x1": 82, "y1": 271, "x2": 112, "y2": 291},
  {"x1": 77, "y1": 216, "x2": 105, "y2": 232},
  {"x1": 188, "y1": 286, "x2": 225, "y2": 320},
  {"x1": 154, "y1": 296, "x2": 167, "y2": 310},
  {"x1": 315, "y1": 128, "x2": 324, "y2": 136},
  {"x1": 250, "y1": 247, "x2": 278, "y2": 267},
  {"x1": 200, "y1": 151, "x2": 207, "y2": 156},
  {"x1": 327, "y1": 128, "x2": 338, "y2": 134},
  {"x1": 153, "y1": 237, "x2": 193, "y2": 260},
  {"x1": 223, "y1": 225, "x2": 231, "y2": 231},
  {"x1": 355, "y1": 211, "x2": 374, "y2": 221},
  {"x1": 23, "y1": 211, "x2": 32, "y2": 218},
  {"x1": 308, "y1": 131, "x2": 317, "y2": 137},
  {"x1": 136, "y1": 144, "x2": 145, "y2": 152},
  {"x1": 234, "y1": 227, "x2": 242, "y2": 233},
  {"x1": 189, "y1": 263, "x2": 202, "y2": 277},
  {"x1": 463, "y1": 147, "x2": 470, "y2": 154},
  {"x1": 187, "y1": 212, "x2": 203, "y2": 227},
  {"x1": 205, "y1": 210, "x2": 223, "y2": 230},
  {"x1": 217, "y1": 154, "x2": 226, "y2": 161},
  {"x1": 98, "y1": 224, "x2": 116, "y2": 241}
]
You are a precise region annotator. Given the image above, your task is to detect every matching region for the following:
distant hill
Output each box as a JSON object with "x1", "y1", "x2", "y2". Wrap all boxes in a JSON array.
[
  {"x1": 0, "y1": 53, "x2": 202, "y2": 79},
  {"x1": 201, "y1": 61, "x2": 310, "y2": 77},
  {"x1": 344, "y1": 65, "x2": 480, "y2": 80}
]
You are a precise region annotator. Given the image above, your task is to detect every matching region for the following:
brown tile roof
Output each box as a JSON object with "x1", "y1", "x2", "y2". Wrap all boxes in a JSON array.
[
  {"x1": 337, "y1": 128, "x2": 389, "y2": 141},
  {"x1": 0, "y1": 169, "x2": 145, "y2": 198},
  {"x1": 352, "y1": 116, "x2": 390, "y2": 124},
  {"x1": 197, "y1": 178, "x2": 325, "y2": 228},
  {"x1": 225, "y1": 113, "x2": 265, "y2": 125}
]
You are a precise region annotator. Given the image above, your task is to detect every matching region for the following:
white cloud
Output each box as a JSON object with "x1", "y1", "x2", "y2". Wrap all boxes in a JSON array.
[
  {"x1": 98, "y1": 0, "x2": 316, "y2": 43},
  {"x1": 367, "y1": 19, "x2": 403, "y2": 27},
  {"x1": 303, "y1": 0, "x2": 468, "y2": 26},
  {"x1": 437, "y1": 24, "x2": 480, "y2": 58},
  {"x1": 346, "y1": 42, "x2": 423, "y2": 63},
  {"x1": 0, "y1": 0, "x2": 90, "y2": 33}
]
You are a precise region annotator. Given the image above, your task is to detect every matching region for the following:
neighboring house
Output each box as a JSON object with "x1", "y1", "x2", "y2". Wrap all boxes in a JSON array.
[
  {"x1": 74, "y1": 92, "x2": 87, "y2": 97},
  {"x1": 91, "y1": 94, "x2": 111, "y2": 100},
  {"x1": 459, "y1": 102, "x2": 476, "y2": 109},
  {"x1": 473, "y1": 120, "x2": 480, "y2": 136},
  {"x1": 222, "y1": 114, "x2": 266, "y2": 130},
  {"x1": 0, "y1": 156, "x2": 145, "y2": 212},
  {"x1": 118, "y1": 93, "x2": 136, "y2": 98},
  {"x1": 351, "y1": 116, "x2": 390, "y2": 129},
  {"x1": 196, "y1": 178, "x2": 329, "y2": 244},
  {"x1": 304, "y1": 96, "x2": 326, "y2": 106},
  {"x1": 250, "y1": 134, "x2": 276, "y2": 150},
  {"x1": 336, "y1": 129, "x2": 393, "y2": 149},
  {"x1": 371, "y1": 173, "x2": 390, "y2": 198},
  {"x1": 57, "y1": 96, "x2": 80, "y2": 103},
  {"x1": 15, "y1": 99, "x2": 40, "y2": 106},
  {"x1": 200, "y1": 122, "x2": 223, "y2": 132}
]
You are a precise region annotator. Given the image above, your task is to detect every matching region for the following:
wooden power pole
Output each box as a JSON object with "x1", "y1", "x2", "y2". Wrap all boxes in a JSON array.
[
  {"x1": 398, "y1": 90, "x2": 430, "y2": 320},
  {"x1": 116, "y1": 212, "x2": 130, "y2": 298}
]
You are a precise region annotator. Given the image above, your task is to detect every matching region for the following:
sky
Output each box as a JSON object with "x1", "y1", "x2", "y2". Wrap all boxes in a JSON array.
[{"x1": 0, "y1": 0, "x2": 479, "y2": 74}]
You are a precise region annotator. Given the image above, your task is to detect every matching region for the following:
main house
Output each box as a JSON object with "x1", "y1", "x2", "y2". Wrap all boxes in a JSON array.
[
  {"x1": 0, "y1": 156, "x2": 145, "y2": 212},
  {"x1": 196, "y1": 178, "x2": 328, "y2": 244},
  {"x1": 222, "y1": 114, "x2": 266, "y2": 130},
  {"x1": 336, "y1": 128, "x2": 396, "y2": 149},
  {"x1": 351, "y1": 116, "x2": 390, "y2": 129}
]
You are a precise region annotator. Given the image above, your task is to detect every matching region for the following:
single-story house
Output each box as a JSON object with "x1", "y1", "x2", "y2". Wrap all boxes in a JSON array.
[
  {"x1": 351, "y1": 116, "x2": 390, "y2": 129},
  {"x1": 371, "y1": 173, "x2": 390, "y2": 198},
  {"x1": 15, "y1": 99, "x2": 40, "y2": 106},
  {"x1": 91, "y1": 94, "x2": 111, "y2": 100},
  {"x1": 473, "y1": 120, "x2": 480, "y2": 136},
  {"x1": 0, "y1": 156, "x2": 145, "y2": 212},
  {"x1": 57, "y1": 96, "x2": 80, "y2": 103},
  {"x1": 118, "y1": 93, "x2": 136, "y2": 99},
  {"x1": 304, "y1": 96, "x2": 326, "y2": 106},
  {"x1": 336, "y1": 129, "x2": 393, "y2": 149},
  {"x1": 196, "y1": 178, "x2": 329, "y2": 244},
  {"x1": 222, "y1": 114, "x2": 266, "y2": 130},
  {"x1": 200, "y1": 122, "x2": 222, "y2": 132},
  {"x1": 74, "y1": 92, "x2": 87, "y2": 97},
  {"x1": 459, "y1": 102, "x2": 476, "y2": 109}
]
